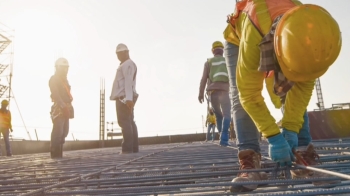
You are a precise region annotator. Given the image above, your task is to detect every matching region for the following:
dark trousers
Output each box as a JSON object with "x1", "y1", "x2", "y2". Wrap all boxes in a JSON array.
[
  {"x1": 116, "y1": 97, "x2": 139, "y2": 153},
  {"x1": 51, "y1": 116, "x2": 69, "y2": 149},
  {"x1": 0, "y1": 128, "x2": 12, "y2": 156}
]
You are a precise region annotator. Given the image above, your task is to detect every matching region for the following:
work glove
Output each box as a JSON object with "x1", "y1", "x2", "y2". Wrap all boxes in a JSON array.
[
  {"x1": 267, "y1": 133, "x2": 294, "y2": 167},
  {"x1": 282, "y1": 128, "x2": 298, "y2": 151}
]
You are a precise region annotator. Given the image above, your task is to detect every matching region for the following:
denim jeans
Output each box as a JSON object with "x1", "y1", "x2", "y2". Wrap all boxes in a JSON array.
[
  {"x1": 116, "y1": 97, "x2": 139, "y2": 153},
  {"x1": 281, "y1": 105, "x2": 312, "y2": 147},
  {"x1": 210, "y1": 90, "x2": 231, "y2": 145},
  {"x1": 224, "y1": 41, "x2": 261, "y2": 153},
  {"x1": 0, "y1": 128, "x2": 12, "y2": 156},
  {"x1": 206, "y1": 123, "x2": 216, "y2": 141},
  {"x1": 51, "y1": 116, "x2": 69, "y2": 149}
]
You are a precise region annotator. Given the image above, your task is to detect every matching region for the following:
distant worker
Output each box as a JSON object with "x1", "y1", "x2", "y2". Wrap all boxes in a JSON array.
[
  {"x1": 110, "y1": 43, "x2": 139, "y2": 154},
  {"x1": 0, "y1": 99, "x2": 13, "y2": 157},
  {"x1": 224, "y1": 0, "x2": 342, "y2": 192},
  {"x1": 198, "y1": 41, "x2": 231, "y2": 146},
  {"x1": 205, "y1": 108, "x2": 216, "y2": 142},
  {"x1": 49, "y1": 57, "x2": 74, "y2": 159}
]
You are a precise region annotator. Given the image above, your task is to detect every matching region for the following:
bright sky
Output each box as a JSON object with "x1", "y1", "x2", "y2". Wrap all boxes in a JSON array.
[{"x1": 0, "y1": 0, "x2": 348, "y2": 141}]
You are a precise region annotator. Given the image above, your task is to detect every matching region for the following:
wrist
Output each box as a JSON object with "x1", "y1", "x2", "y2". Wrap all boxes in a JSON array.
[{"x1": 267, "y1": 133, "x2": 283, "y2": 144}]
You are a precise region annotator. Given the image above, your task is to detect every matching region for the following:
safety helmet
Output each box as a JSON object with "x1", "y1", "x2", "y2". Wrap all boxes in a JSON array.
[
  {"x1": 1, "y1": 99, "x2": 9, "y2": 105},
  {"x1": 274, "y1": 4, "x2": 342, "y2": 82},
  {"x1": 116, "y1": 43, "x2": 129, "y2": 53},
  {"x1": 212, "y1": 41, "x2": 224, "y2": 50},
  {"x1": 55, "y1": 57, "x2": 69, "y2": 67}
]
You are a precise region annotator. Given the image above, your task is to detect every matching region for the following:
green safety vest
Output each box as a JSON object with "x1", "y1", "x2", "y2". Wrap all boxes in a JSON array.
[{"x1": 208, "y1": 56, "x2": 229, "y2": 83}]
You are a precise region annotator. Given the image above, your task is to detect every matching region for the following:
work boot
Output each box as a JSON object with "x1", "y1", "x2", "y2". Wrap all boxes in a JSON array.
[
  {"x1": 50, "y1": 147, "x2": 60, "y2": 159},
  {"x1": 291, "y1": 143, "x2": 341, "y2": 186},
  {"x1": 230, "y1": 149, "x2": 268, "y2": 192},
  {"x1": 59, "y1": 144, "x2": 63, "y2": 158}
]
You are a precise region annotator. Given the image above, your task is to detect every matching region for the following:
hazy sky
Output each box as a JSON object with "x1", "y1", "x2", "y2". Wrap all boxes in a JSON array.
[{"x1": 0, "y1": 0, "x2": 348, "y2": 141}]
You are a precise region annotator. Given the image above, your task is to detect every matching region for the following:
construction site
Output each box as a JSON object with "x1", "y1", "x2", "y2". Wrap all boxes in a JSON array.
[{"x1": 1, "y1": 3, "x2": 350, "y2": 196}]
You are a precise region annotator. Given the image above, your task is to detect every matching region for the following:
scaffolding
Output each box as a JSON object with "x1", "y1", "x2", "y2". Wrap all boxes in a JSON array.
[{"x1": 0, "y1": 22, "x2": 14, "y2": 100}]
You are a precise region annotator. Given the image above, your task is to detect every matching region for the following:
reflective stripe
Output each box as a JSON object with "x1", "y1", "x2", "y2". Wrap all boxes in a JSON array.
[
  {"x1": 213, "y1": 72, "x2": 229, "y2": 78},
  {"x1": 211, "y1": 61, "x2": 226, "y2": 66}
]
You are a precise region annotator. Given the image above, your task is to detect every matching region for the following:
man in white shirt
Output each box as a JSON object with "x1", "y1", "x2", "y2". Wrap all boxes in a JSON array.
[{"x1": 110, "y1": 43, "x2": 139, "y2": 154}]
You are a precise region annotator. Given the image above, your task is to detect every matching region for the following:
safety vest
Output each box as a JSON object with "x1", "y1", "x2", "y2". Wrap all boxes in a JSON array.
[
  {"x1": 208, "y1": 56, "x2": 229, "y2": 83},
  {"x1": 207, "y1": 113, "x2": 216, "y2": 124},
  {"x1": 224, "y1": 0, "x2": 302, "y2": 45},
  {"x1": 0, "y1": 110, "x2": 11, "y2": 129}
]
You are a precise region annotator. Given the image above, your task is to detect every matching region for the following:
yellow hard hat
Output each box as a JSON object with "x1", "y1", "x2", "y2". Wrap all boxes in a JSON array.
[
  {"x1": 274, "y1": 4, "x2": 342, "y2": 82},
  {"x1": 212, "y1": 41, "x2": 224, "y2": 50},
  {"x1": 1, "y1": 99, "x2": 9, "y2": 105}
]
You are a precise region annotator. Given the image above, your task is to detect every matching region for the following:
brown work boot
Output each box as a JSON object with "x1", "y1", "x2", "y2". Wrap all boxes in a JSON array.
[
  {"x1": 230, "y1": 149, "x2": 268, "y2": 192},
  {"x1": 292, "y1": 143, "x2": 340, "y2": 186}
]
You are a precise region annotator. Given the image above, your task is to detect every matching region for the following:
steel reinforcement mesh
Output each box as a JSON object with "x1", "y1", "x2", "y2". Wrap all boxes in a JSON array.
[{"x1": 1, "y1": 139, "x2": 350, "y2": 195}]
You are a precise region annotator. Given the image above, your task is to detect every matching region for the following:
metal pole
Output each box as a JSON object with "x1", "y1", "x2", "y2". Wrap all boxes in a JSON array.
[
  {"x1": 202, "y1": 115, "x2": 204, "y2": 133},
  {"x1": 34, "y1": 129, "x2": 39, "y2": 141},
  {"x1": 72, "y1": 133, "x2": 75, "y2": 141}
]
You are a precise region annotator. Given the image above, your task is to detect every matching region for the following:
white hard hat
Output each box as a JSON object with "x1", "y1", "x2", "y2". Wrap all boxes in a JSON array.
[
  {"x1": 116, "y1": 43, "x2": 128, "y2": 53},
  {"x1": 55, "y1": 57, "x2": 69, "y2": 67}
]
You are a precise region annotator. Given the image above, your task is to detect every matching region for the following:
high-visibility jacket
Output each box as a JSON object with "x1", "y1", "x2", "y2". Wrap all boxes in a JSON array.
[
  {"x1": 0, "y1": 109, "x2": 12, "y2": 129},
  {"x1": 223, "y1": 0, "x2": 314, "y2": 138},
  {"x1": 207, "y1": 113, "x2": 216, "y2": 125},
  {"x1": 208, "y1": 56, "x2": 229, "y2": 83},
  {"x1": 224, "y1": 0, "x2": 302, "y2": 46}
]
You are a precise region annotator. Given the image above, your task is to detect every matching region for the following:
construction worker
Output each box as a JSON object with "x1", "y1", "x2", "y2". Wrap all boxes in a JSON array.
[
  {"x1": 223, "y1": 0, "x2": 342, "y2": 192},
  {"x1": 0, "y1": 99, "x2": 13, "y2": 157},
  {"x1": 205, "y1": 108, "x2": 216, "y2": 142},
  {"x1": 198, "y1": 41, "x2": 231, "y2": 146},
  {"x1": 110, "y1": 43, "x2": 139, "y2": 154},
  {"x1": 49, "y1": 57, "x2": 74, "y2": 159}
]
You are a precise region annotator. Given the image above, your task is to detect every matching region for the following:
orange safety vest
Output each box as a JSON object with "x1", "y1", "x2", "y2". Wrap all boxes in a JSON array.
[
  {"x1": 0, "y1": 110, "x2": 11, "y2": 129},
  {"x1": 226, "y1": 0, "x2": 302, "y2": 77}
]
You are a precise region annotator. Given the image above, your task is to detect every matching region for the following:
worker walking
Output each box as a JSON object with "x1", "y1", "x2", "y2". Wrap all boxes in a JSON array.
[
  {"x1": 49, "y1": 57, "x2": 74, "y2": 159},
  {"x1": 198, "y1": 41, "x2": 231, "y2": 146},
  {"x1": 205, "y1": 108, "x2": 216, "y2": 142},
  {"x1": 0, "y1": 99, "x2": 13, "y2": 157},
  {"x1": 224, "y1": 0, "x2": 342, "y2": 192},
  {"x1": 110, "y1": 43, "x2": 139, "y2": 154}
]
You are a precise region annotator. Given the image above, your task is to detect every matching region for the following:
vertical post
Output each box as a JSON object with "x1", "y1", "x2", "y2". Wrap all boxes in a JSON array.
[
  {"x1": 72, "y1": 133, "x2": 75, "y2": 141},
  {"x1": 34, "y1": 129, "x2": 39, "y2": 141},
  {"x1": 99, "y1": 77, "x2": 105, "y2": 147},
  {"x1": 202, "y1": 115, "x2": 204, "y2": 133}
]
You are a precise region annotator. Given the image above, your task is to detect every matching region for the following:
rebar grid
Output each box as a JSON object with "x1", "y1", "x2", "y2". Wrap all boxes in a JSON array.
[{"x1": 0, "y1": 139, "x2": 349, "y2": 195}]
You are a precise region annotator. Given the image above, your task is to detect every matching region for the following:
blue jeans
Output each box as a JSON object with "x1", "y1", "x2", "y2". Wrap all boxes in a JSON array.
[
  {"x1": 116, "y1": 97, "x2": 139, "y2": 153},
  {"x1": 281, "y1": 105, "x2": 312, "y2": 147},
  {"x1": 206, "y1": 123, "x2": 216, "y2": 141},
  {"x1": 0, "y1": 128, "x2": 12, "y2": 156},
  {"x1": 210, "y1": 90, "x2": 231, "y2": 145},
  {"x1": 224, "y1": 41, "x2": 261, "y2": 153},
  {"x1": 51, "y1": 116, "x2": 69, "y2": 149}
]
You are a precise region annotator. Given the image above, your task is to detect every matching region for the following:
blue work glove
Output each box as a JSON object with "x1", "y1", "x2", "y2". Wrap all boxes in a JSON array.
[
  {"x1": 267, "y1": 133, "x2": 294, "y2": 167},
  {"x1": 282, "y1": 128, "x2": 298, "y2": 151}
]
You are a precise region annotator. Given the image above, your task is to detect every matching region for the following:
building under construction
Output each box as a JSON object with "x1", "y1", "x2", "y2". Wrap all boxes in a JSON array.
[{"x1": 1, "y1": 8, "x2": 350, "y2": 195}]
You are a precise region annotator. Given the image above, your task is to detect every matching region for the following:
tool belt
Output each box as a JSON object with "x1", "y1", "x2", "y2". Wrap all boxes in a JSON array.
[{"x1": 50, "y1": 102, "x2": 74, "y2": 122}]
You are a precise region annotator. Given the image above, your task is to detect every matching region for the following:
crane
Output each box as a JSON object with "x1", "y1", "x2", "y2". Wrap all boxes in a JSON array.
[{"x1": 315, "y1": 78, "x2": 325, "y2": 110}]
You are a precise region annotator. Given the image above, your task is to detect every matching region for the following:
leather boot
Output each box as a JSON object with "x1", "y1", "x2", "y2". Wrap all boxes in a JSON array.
[
  {"x1": 230, "y1": 149, "x2": 268, "y2": 192},
  {"x1": 60, "y1": 144, "x2": 63, "y2": 158},
  {"x1": 50, "y1": 147, "x2": 60, "y2": 159}
]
